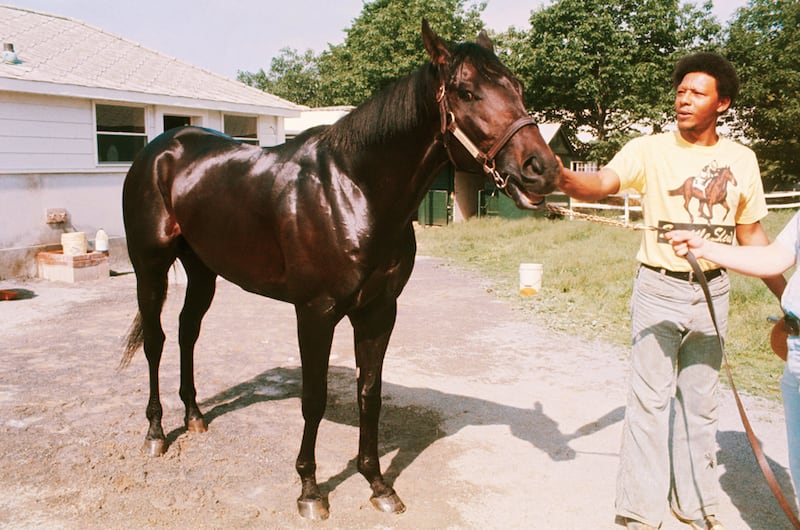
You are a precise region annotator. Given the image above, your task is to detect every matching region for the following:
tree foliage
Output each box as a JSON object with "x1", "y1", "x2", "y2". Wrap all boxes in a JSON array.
[
  {"x1": 237, "y1": 48, "x2": 324, "y2": 107},
  {"x1": 498, "y1": 0, "x2": 721, "y2": 162},
  {"x1": 725, "y1": 0, "x2": 800, "y2": 189},
  {"x1": 317, "y1": 0, "x2": 484, "y2": 106},
  {"x1": 239, "y1": 0, "x2": 485, "y2": 107},
  {"x1": 239, "y1": 0, "x2": 799, "y2": 187}
]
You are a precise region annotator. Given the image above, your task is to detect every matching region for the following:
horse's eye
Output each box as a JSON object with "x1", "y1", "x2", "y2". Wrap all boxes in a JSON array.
[{"x1": 458, "y1": 89, "x2": 476, "y2": 102}]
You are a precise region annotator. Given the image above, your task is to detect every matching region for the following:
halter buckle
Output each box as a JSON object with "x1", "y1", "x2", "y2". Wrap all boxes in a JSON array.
[
  {"x1": 491, "y1": 169, "x2": 510, "y2": 190},
  {"x1": 436, "y1": 84, "x2": 446, "y2": 103}
]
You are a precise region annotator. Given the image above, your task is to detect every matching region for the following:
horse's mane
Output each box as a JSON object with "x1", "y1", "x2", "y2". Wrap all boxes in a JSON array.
[
  {"x1": 322, "y1": 42, "x2": 515, "y2": 153},
  {"x1": 320, "y1": 65, "x2": 437, "y2": 153}
]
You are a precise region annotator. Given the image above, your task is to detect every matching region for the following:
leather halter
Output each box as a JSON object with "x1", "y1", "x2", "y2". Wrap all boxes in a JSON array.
[{"x1": 436, "y1": 83, "x2": 538, "y2": 190}]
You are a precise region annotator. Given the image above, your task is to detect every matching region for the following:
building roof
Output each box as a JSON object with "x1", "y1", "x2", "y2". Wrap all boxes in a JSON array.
[
  {"x1": 284, "y1": 105, "x2": 355, "y2": 136},
  {"x1": 538, "y1": 123, "x2": 561, "y2": 144},
  {"x1": 0, "y1": 5, "x2": 299, "y2": 116}
]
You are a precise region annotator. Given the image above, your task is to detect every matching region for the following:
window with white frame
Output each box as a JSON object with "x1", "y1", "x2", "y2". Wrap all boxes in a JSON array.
[
  {"x1": 571, "y1": 161, "x2": 598, "y2": 172},
  {"x1": 95, "y1": 104, "x2": 147, "y2": 163},
  {"x1": 224, "y1": 114, "x2": 258, "y2": 145}
]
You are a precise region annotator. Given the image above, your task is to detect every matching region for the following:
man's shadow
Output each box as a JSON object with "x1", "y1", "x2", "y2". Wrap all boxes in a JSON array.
[
  {"x1": 173, "y1": 365, "x2": 623, "y2": 496},
  {"x1": 717, "y1": 429, "x2": 798, "y2": 530}
]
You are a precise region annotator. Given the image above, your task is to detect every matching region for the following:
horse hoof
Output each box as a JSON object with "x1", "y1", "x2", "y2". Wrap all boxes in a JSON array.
[
  {"x1": 370, "y1": 492, "x2": 406, "y2": 514},
  {"x1": 141, "y1": 438, "x2": 165, "y2": 457},
  {"x1": 186, "y1": 417, "x2": 208, "y2": 433},
  {"x1": 297, "y1": 497, "x2": 329, "y2": 520}
]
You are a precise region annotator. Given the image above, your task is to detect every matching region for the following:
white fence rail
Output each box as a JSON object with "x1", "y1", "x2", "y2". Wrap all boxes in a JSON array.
[
  {"x1": 558, "y1": 190, "x2": 800, "y2": 220},
  {"x1": 565, "y1": 192, "x2": 641, "y2": 223},
  {"x1": 765, "y1": 191, "x2": 800, "y2": 210}
]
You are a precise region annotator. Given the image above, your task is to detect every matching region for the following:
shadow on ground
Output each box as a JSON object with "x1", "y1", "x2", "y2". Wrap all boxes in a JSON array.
[{"x1": 178, "y1": 364, "x2": 625, "y2": 498}]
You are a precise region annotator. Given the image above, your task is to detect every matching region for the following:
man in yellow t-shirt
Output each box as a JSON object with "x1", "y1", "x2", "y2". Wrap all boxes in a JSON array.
[{"x1": 557, "y1": 52, "x2": 786, "y2": 530}]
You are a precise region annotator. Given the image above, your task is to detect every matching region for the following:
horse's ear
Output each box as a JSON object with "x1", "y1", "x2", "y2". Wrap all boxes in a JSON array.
[
  {"x1": 422, "y1": 19, "x2": 450, "y2": 66},
  {"x1": 476, "y1": 30, "x2": 494, "y2": 52}
]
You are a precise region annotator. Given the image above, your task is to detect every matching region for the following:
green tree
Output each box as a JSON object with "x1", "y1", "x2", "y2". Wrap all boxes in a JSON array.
[
  {"x1": 238, "y1": 0, "x2": 486, "y2": 107},
  {"x1": 499, "y1": 0, "x2": 721, "y2": 162},
  {"x1": 317, "y1": 0, "x2": 486, "y2": 106},
  {"x1": 237, "y1": 48, "x2": 324, "y2": 107},
  {"x1": 725, "y1": 0, "x2": 800, "y2": 189}
]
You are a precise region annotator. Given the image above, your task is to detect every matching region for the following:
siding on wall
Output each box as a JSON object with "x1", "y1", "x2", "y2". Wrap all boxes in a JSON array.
[
  {"x1": 0, "y1": 171, "x2": 126, "y2": 247},
  {"x1": 0, "y1": 92, "x2": 95, "y2": 172}
]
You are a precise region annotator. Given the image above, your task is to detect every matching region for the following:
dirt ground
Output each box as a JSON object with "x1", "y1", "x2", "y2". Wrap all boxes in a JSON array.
[{"x1": 0, "y1": 255, "x2": 795, "y2": 529}]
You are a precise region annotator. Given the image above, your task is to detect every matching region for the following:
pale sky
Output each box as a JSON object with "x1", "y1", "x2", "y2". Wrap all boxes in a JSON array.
[{"x1": 5, "y1": 0, "x2": 747, "y2": 80}]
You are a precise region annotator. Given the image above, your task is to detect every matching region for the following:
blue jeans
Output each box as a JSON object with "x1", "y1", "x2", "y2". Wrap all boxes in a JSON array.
[
  {"x1": 616, "y1": 265, "x2": 729, "y2": 526},
  {"x1": 782, "y1": 335, "x2": 800, "y2": 506}
]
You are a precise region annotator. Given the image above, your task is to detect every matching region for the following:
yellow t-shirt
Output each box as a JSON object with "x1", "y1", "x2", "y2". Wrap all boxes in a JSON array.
[{"x1": 605, "y1": 131, "x2": 768, "y2": 272}]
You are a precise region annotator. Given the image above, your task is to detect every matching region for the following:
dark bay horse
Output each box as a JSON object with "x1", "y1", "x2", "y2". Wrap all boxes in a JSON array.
[
  {"x1": 120, "y1": 21, "x2": 558, "y2": 520},
  {"x1": 668, "y1": 165, "x2": 737, "y2": 222}
]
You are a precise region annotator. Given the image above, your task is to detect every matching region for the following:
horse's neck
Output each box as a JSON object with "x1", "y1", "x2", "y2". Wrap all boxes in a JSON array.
[
  {"x1": 346, "y1": 81, "x2": 449, "y2": 213},
  {"x1": 361, "y1": 127, "x2": 449, "y2": 222}
]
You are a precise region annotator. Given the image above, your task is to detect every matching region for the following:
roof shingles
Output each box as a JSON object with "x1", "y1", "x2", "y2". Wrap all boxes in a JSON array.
[{"x1": 0, "y1": 4, "x2": 297, "y2": 111}]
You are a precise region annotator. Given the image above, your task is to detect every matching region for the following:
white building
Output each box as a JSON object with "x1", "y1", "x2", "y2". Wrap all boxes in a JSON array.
[
  {"x1": 0, "y1": 5, "x2": 301, "y2": 278},
  {"x1": 284, "y1": 106, "x2": 354, "y2": 139}
]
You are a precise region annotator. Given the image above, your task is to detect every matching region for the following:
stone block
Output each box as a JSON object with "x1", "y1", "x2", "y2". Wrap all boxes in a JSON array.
[{"x1": 36, "y1": 251, "x2": 109, "y2": 283}]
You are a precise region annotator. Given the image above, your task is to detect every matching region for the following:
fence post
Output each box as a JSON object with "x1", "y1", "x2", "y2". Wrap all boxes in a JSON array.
[{"x1": 623, "y1": 192, "x2": 630, "y2": 224}]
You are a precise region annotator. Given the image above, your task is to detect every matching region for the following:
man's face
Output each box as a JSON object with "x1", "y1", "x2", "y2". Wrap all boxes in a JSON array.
[{"x1": 674, "y1": 72, "x2": 731, "y2": 135}]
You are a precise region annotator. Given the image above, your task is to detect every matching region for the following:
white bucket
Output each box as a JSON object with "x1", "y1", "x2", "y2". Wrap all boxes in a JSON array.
[
  {"x1": 94, "y1": 228, "x2": 109, "y2": 253},
  {"x1": 61, "y1": 232, "x2": 87, "y2": 255},
  {"x1": 519, "y1": 263, "x2": 543, "y2": 296}
]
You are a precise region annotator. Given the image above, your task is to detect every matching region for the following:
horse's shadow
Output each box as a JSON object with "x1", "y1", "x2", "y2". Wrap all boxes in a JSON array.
[{"x1": 168, "y1": 365, "x2": 623, "y2": 495}]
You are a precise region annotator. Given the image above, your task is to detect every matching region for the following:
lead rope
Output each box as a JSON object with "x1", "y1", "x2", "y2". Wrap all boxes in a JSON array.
[
  {"x1": 687, "y1": 251, "x2": 800, "y2": 529},
  {"x1": 544, "y1": 202, "x2": 800, "y2": 528}
]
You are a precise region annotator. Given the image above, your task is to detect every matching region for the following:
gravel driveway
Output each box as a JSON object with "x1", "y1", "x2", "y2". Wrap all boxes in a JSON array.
[{"x1": 0, "y1": 255, "x2": 793, "y2": 529}]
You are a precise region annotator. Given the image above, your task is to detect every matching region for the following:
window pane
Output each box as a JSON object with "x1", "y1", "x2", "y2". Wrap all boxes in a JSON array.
[
  {"x1": 97, "y1": 104, "x2": 145, "y2": 133},
  {"x1": 97, "y1": 134, "x2": 147, "y2": 163},
  {"x1": 224, "y1": 115, "x2": 257, "y2": 139}
]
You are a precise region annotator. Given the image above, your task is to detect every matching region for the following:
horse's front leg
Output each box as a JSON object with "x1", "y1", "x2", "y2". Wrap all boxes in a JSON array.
[
  {"x1": 720, "y1": 200, "x2": 731, "y2": 221},
  {"x1": 349, "y1": 298, "x2": 406, "y2": 514},
  {"x1": 699, "y1": 199, "x2": 712, "y2": 221},
  {"x1": 294, "y1": 307, "x2": 337, "y2": 520}
]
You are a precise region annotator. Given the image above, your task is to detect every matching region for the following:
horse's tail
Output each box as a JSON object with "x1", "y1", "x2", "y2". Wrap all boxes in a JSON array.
[
  {"x1": 667, "y1": 178, "x2": 689, "y2": 196},
  {"x1": 119, "y1": 311, "x2": 143, "y2": 371}
]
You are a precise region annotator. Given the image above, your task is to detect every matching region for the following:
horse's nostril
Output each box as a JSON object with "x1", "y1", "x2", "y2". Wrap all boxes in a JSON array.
[{"x1": 524, "y1": 155, "x2": 544, "y2": 176}]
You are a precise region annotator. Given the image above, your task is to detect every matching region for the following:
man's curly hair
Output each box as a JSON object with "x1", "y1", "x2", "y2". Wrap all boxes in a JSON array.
[{"x1": 672, "y1": 52, "x2": 740, "y2": 105}]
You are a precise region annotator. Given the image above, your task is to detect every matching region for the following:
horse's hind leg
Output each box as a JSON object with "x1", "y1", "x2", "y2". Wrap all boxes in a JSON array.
[
  {"x1": 176, "y1": 251, "x2": 217, "y2": 433},
  {"x1": 682, "y1": 193, "x2": 695, "y2": 223},
  {"x1": 135, "y1": 262, "x2": 172, "y2": 456}
]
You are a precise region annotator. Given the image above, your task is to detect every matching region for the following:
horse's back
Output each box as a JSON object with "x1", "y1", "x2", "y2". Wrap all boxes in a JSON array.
[
  {"x1": 124, "y1": 127, "x2": 284, "y2": 282},
  {"x1": 123, "y1": 127, "x2": 245, "y2": 237},
  {"x1": 123, "y1": 127, "x2": 242, "y2": 209},
  {"x1": 121, "y1": 126, "x2": 388, "y2": 302}
]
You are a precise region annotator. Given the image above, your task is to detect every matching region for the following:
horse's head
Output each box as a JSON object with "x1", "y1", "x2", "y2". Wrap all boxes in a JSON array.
[
  {"x1": 422, "y1": 20, "x2": 559, "y2": 208},
  {"x1": 717, "y1": 165, "x2": 737, "y2": 186}
]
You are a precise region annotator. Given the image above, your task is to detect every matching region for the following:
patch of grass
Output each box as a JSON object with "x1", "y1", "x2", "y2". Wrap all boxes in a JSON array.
[{"x1": 415, "y1": 209, "x2": 797, "y2": 401}]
